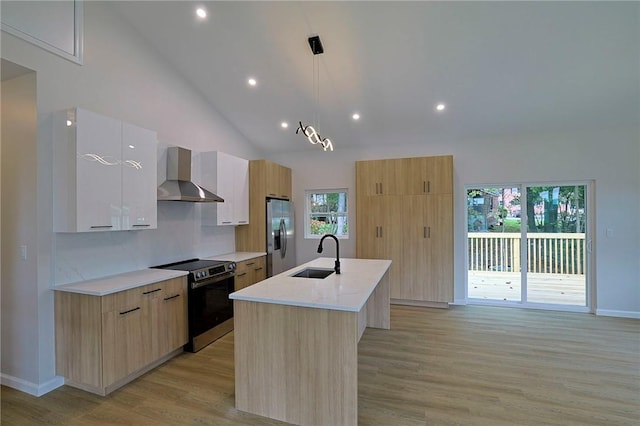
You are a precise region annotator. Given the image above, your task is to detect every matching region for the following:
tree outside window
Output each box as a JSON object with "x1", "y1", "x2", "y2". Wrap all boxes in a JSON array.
[{"x1": 305, "y1": 190, "x2": 348, "y2": 238}]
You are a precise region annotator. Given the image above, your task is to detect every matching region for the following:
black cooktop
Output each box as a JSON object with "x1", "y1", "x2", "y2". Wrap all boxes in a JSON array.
[{"x1": 153, "y1": 258, "x2": 228, "y2": 272}]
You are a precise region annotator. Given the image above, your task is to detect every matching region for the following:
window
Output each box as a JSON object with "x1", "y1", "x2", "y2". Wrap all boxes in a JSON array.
[{"x1": 304, "y1": 189, "x2": 348, "y2": 239}]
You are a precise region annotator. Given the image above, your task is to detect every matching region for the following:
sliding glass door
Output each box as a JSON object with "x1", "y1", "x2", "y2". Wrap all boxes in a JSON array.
[
  {"x1": 467, "y1": 187, "x2": 522, "y2": 302},
  {"x1": 525, "y1": 185, "x2": 587, "y2": 305},
  {"x1": 467, "y1": 183, "x2": 590, "y2": 310}
]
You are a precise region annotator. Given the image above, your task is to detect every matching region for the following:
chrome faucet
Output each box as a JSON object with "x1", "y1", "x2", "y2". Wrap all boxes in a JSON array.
[{"x1": 317, "y1": 234, "x2": 340, "y2": 274}]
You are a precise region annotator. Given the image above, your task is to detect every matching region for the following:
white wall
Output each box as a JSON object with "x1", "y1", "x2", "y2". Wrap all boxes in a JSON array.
[
  {"x1": 1, "y1": 72, "x2": 42, "y2": 389},
  {"x1": 274, "y1": 123, "x2": 640, "y2": 316},
  {"x1": 1, "y1": 1, "x2": 263, "y2": 395}
]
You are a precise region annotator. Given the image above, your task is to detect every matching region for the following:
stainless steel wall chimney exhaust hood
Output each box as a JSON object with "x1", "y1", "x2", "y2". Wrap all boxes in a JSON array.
[{"x1": 157, "y1": 146, "x2": 224, "y2": 202}]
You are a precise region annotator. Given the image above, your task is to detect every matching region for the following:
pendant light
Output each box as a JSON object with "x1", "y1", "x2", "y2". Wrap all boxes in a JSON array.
[{"x1": 296, "y1": 35, "x2": 334, "y2": 152}]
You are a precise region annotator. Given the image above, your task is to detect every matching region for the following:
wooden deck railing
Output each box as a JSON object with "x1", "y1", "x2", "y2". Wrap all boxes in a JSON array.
[{"x1": 468, "y1": 232, "x2": 586, "y2": 275}]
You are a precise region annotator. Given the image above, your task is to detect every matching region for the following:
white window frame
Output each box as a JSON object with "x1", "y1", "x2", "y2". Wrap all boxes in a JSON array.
[{"x1": 304, "y1": 189, "x2": 349, "y2": 239}]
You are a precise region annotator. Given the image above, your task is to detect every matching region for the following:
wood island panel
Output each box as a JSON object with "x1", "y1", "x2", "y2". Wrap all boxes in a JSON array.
[
  {"x1": 365, "y1": 268, "x2": 391, "y2": 329},
  {"x1": 234, "y1": 301, "x2": 359, "y2": 425}
]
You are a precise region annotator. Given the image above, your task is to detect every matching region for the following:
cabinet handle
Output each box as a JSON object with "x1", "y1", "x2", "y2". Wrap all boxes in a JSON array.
[
  {"x1": 163, "y1": 294, "x2": 180, "y2": 301},
  {"x1": 90, "y1": 225, "x2": 113, "y2": 229},
  {"x1": 142, "y1": 288, "x2": 161, "y2": 295},
  {"x1": 132, "y1": 224, "x2": 150, "y2": 228},
  {"x1": 379, "y1": 182, "x2": 383, "y2": 194},
  {"x1": 222, "y1": 221, "x2": 232, "y2": 224},
  {"x1": 427, "y1": 227, "x2": 431, "y2": 238},
  {"x1": 120, "y1": 306, "x2": 141, "y2": 315},
  {"x1": 424, "y1": 227, "x2": 427, "y2": 238},
  {"x1": 375, "y1": 226, "x2": 379, "y2": 238},
  {"x1": 246, "y1": 262, "x2": 255, "y2": 266},
  {"x1": 281, "y1": 195, "x2": 288, "y2": 198},
  {"x1": 237, "y1": 272, "x2": 247, "y2": 277},
  {"x1": 238, "y1": 221, "x2": 248, "y2": 224},
  {"x1": 427, "y1": 181, "x2": 431, "y2": 193},
  {"x1": 423, "y1": 181, "x2": 426, "y2": 193},
  {"x1": 268, "y1": 193, "x2": 277, "y2": 197},
  {"x1": 379, "y1": 226, "x2": 383, "y2": 238},
  {"x1": 254, "y1": 267, "x2": 263, "y2": 271}
]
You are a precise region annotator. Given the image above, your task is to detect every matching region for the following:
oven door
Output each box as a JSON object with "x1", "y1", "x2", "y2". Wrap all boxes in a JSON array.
[{"x1": 187, "y1": 273, "x2": 234, "y2": 351}]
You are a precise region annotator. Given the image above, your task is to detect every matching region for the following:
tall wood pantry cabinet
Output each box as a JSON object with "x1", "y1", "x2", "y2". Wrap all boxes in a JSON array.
[
  {"x1": 235, "y1": 159, "x2": 292, "y2": 252},
  {"x1": 356, "y1": 156, "x2": 453, "y2": 307}
]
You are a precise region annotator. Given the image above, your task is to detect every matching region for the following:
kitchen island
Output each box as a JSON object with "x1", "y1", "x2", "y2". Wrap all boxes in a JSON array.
[{"x1": 230, "y1": 257, "x2": 391, "y2": 426}]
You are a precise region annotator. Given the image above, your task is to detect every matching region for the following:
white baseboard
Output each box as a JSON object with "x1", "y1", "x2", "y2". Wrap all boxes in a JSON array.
[
  {"x1": 451, "y1": 299, "x2": 467, "y2": 306},
  {"x1": 596, "y1": 309, "x2": 640, "y2": 319},
  {"x1": 1, "y1": 373, "x2": 64, "y2": 396}
]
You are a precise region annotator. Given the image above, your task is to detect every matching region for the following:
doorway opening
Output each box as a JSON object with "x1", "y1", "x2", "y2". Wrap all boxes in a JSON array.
[{"x1": 466, "y1": 183, "x2": 591, "y2": 312}]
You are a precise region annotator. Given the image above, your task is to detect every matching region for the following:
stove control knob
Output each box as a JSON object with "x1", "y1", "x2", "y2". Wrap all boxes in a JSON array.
[{"x1": 229, "y1": 262, "x2": 236, "y2": 271}]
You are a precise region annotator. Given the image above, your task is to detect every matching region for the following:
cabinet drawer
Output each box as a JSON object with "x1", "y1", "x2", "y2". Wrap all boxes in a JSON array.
[
  {"x1": 252, "y1": 256, "x2": 266, "y2": 282},
  {"x1": 234, "y1": 256, "x2": 266, "y2": 291},
  {"x1": 101, "y1": 282, "x2": 164, "y2": 313},
  {"x1": 235, "y1": 259, "x2": 254, "y2": 291},
  {"x1": 161, "y1": 277, "x2": 186, "y2": 298}
]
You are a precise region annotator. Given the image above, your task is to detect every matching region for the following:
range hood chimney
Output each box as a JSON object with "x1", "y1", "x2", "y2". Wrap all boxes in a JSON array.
[{"x1": 157, "y1": 147, "x2": 223, "y2": 202}]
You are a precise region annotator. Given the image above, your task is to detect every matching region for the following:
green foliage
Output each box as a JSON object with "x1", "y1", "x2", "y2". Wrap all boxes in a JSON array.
[
  {"x1": 468, "y1": 186, "x2": 585, "y2": 233},
  {"x1": 310, "y1": 219, "x2": 348, "y2": 236},
  {"x1": 502, "y1": 218, "x2": 521, "y2": 232}
]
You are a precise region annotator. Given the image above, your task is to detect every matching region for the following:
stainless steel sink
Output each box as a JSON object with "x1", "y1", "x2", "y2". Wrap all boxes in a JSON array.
[{"x1": 291, "y1": 267, "x2": 335, "y2": 279}]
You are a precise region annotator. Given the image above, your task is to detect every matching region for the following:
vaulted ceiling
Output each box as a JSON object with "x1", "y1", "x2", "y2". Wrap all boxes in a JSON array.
[{"x1": 112, "y1": 1, "x2": 639, "y2": 154}]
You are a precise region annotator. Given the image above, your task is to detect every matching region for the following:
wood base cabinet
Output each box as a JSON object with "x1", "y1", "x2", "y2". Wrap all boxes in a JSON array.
[
  {"x1": 234, "y1": 256, "x2": 266, "y2": 291},
  {"x1": 356, "y1": 156, "x2": 453, "y2": 306},
  {"x1": 55, "y1": 277, "x2": 187, "y2": 396}
]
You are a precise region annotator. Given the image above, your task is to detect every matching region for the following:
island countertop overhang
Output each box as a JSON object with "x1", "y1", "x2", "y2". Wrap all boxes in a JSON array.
[{"x1": 229, "y1": 257, "x2": 392, "y2": 312}]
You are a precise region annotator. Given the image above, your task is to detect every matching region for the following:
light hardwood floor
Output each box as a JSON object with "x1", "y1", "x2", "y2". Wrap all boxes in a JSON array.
[
  {"x1": 468, "y1": 271, "x2": 586, "y2": 305},
  {"x1": 2, "y1": 305, "x2": 639, "y2": 425}
]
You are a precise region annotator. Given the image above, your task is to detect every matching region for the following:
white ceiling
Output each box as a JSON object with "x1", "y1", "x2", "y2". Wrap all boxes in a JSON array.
[{"x1": 111, "y1": 1, "x2": 639, "y2": 154}]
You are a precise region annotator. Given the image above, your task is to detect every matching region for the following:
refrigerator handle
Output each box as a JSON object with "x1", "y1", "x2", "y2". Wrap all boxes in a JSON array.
[{"x1": 280, "y1": 218, "x2": 287, "y2": 258}]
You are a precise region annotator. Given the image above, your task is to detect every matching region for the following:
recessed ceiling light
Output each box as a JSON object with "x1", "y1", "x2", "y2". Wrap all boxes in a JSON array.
[
  {"x1": 248, "y1": 78, "x2": 257, "y2": 87},
  {"x1": 436, "y1": 103, "x2": 446, "y2": 112},
  {"x1": 281, "y1": 122, "x2": 289, "y2": 129},
  {"x1": 352, "y1": 113, "x2": 360, "y2": 121},
  {"x1": 196, "y1": 8, "x2": 207, "y2": 19}
]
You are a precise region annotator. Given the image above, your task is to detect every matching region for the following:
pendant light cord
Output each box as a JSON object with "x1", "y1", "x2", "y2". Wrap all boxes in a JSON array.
[{"x1": 313, "y1": 39, "x2": 319, "y2": 129}]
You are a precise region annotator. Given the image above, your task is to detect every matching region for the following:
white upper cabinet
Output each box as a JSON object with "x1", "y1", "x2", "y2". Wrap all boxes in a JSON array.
[
  {"x1": 74, "y1": 108, "x2": 122, "y2": 231},
  {"x1": 53, "y1": 108, "x2": 158, "y2": 232},
  {"x1": 201, "y1": 151, "x2": 249, "y2": 226},
  {"x1": 121, "y1": 123, "x2": 158, "y2": 230}
]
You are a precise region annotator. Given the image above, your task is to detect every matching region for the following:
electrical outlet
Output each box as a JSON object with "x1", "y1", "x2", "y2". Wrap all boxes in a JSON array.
[
  {"x1": 19, "y1": 245, "x2": 27, "y2": 261},
  {"x1": 606, "y1": 228, "x2": 614, "y2": 238}
]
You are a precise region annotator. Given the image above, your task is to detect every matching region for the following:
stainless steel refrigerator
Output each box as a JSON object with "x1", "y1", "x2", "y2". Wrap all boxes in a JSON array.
[{"x1": 266, "y1": 198, "x2": 296, "y2": 277}]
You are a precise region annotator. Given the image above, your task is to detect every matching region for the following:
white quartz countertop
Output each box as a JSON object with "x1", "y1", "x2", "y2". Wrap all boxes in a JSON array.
[
  {"x1": 53, "y1": 269, "x2": 188, "y2": 296},
  {"x1": 230, "y1": 257, "x2": 392, "y2": 312},
  {"x1": 203, "y1": 252, "x2": 266, "y2": 262}
]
